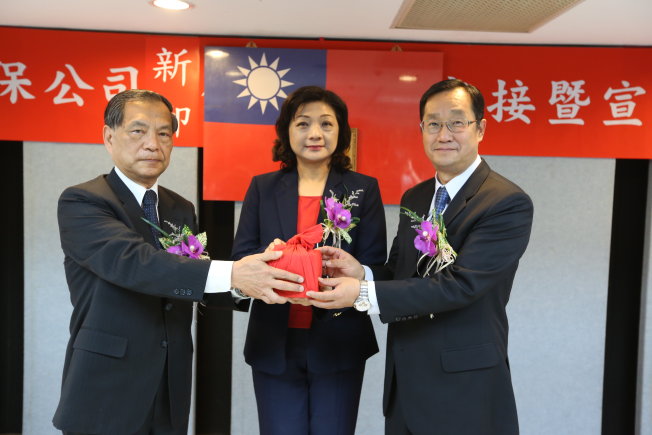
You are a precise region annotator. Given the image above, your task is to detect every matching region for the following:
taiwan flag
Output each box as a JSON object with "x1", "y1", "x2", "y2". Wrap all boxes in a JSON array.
[{"x1": 203, "y1": 46, "x2": 443, "y2": 203}]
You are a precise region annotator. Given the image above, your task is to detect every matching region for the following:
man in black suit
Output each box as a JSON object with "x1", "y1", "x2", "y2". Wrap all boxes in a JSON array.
[
  {"x1": 308, "y1": 79, "x2": 534, "y2": 434},
  {"x1": 52, "y1": 89, "x2": 304, "y2": 435}
]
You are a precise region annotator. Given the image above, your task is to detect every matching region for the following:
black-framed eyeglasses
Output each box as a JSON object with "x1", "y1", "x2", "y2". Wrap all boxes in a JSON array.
[{"x1": 419, "y1": 119, "x2": 477, "y2": 134}]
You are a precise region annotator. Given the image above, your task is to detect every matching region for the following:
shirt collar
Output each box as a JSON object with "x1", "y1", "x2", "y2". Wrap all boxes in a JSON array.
[
  {"x1": 114, "y1": 166, "x2": 159, "y2": 207},
  {"x1": 435, "y1": 155, "x2": 482, "y2": 200},
  {"x1": 429, "y1": 155, "x2": 482, "y2": 218}
]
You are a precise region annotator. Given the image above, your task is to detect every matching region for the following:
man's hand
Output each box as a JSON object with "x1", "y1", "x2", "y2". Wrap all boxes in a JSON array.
[
  {"x1": 232, "y1": 251, "x2": 304, "y2": 304},
  {"x1": 317, "y1": 246, "x2": 365, "y2": 280},
  {"x1": 306, "y1": 276, "x2": 360, "y2": 309}
]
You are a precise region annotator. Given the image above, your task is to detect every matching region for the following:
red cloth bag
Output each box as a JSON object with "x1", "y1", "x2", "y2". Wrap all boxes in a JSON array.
[{"x1": 269, "y1": 224, "x2": 323, "y2": 298}]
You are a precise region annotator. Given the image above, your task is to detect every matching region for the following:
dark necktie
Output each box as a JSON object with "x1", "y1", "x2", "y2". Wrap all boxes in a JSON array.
[
  {"x1": 142, "y1": 189, "x2": 161, "y2": 248},
  {"x1": 434, "y1": 186, "x2": 450, "y2": 219}
]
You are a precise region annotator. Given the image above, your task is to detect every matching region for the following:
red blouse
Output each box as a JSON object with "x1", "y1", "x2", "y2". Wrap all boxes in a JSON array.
[{"x1": 288, "y1": 196, "x2": 322, "y2": 329}]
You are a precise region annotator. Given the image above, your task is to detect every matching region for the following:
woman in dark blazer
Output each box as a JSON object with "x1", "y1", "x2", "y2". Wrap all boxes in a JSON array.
[{"x1": 232, "y1": 86, "x2": 387, "y2": 435}]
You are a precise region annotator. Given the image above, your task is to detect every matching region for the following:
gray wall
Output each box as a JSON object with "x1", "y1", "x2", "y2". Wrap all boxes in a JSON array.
[
  {"x1": 23, "y1": 145, "x2": 623, "y2": 434},
  {"x1": 23, "y1": 141, "x2": 198, "y2": 435},
  {"x1": 493, "y1": 156, "x2": 612, "y2": 435}
]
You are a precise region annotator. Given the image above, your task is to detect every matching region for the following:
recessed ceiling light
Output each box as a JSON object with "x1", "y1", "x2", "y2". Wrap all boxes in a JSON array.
[{"x1": 151, "y1": 0, "x2": 193, "y2": 11}]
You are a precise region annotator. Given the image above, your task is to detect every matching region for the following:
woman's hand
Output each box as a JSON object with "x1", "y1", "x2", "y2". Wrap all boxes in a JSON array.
[
  {"x1": 287, "y1": 297, "x2": 312, "y2": 306},
  {"x1": 265, "y1": 238, "x2": 286, "y2": 253}
]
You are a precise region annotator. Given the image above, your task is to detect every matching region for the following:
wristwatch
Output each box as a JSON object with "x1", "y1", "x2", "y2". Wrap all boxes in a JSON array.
[
  {"x1": 353, "y1": 280, "x2": 371, "y2": 312},
  {"x1": 230, "y1": 287, "x2": 249, "y2": 299}
]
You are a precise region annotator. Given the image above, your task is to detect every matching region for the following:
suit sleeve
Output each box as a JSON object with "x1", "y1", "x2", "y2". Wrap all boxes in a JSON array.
[
  {"x1": 375, "y1": 189, "x2": 533, "y2": 322},
  {"x1": 58, "y1": 186, "x2": 211, "y2": 301}
]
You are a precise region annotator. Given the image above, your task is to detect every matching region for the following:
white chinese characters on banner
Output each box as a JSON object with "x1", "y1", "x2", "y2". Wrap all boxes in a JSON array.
[
  {"x1": 153, "y1": 47, "x2": 191, "y2": 86},
  {"x1": 175, "y1": 107, "x2": 191, "y2": 138},
  {"x1": 0, "y1": 61, "x2": 35, "y2": 104},
  {"x1": 487, "y1": 79, "x2": 536, "y2": 124},
  {"x1": 603, "y1": 81, "x2": 647, "y2": 126},
  {"x1": 1, "y1": 54, "x2": 648, "y2": 134},
  {"x1": 104, "y1": 66, "x2": 139, "y2": 101},
  {"x1": 45, "y1": 64, "x2": 94, "y2": 106},
  {"x1": 548, "y1": 80, "x2": 590, "y2": 125},
  {"x1": 485, "y1": 79, "x2": 646, "y2": 127}
]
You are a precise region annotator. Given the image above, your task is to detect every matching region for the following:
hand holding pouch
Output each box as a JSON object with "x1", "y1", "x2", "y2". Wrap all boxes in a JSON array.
[{"x1": 268, "y1": 224, "x2": 323, "y2": 298}]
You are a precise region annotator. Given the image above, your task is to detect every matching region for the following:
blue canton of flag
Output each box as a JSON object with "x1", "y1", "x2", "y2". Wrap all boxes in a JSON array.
[{"x1": 205, "y1": 47, "x2": 327, "y2": 125}]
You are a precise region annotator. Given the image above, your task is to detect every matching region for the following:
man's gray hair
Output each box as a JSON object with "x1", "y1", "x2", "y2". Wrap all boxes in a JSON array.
[{"x1": 104, "y1": 89, "x2": 178, "y2": 132}]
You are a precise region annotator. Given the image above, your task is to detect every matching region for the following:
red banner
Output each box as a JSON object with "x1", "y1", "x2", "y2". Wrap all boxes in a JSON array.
[
  {"x1": 0, "y1": 27, "x2": 202, "y2": 146},
  {"x1": 2, "y1": 28, "x2": 651, "y2": 204},
  {"x1": 436, "y1": 44, "x2": 652, "y2": 159}
]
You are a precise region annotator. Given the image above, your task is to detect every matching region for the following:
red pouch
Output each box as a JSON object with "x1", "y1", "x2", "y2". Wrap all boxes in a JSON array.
[{"x1": 269, "y1": 224, "x2": 323, "y2": 298}]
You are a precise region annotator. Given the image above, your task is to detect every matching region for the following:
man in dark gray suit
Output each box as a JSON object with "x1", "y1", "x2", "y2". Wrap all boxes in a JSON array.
[
  {"x1": 309, "y1": 79, "x2": 534, "y2": 435},
  {"x1": 53, "y1": 89, "x2": 303, "y2": 435}
]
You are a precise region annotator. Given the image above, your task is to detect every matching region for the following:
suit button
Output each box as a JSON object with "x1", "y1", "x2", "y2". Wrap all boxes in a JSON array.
[
  {"x1": 187, "y1": 289, "x2": 193, "y2": 296},
  {"x1": 165, "y1": 303, "x2": 173, "y2": 311},
  {"x1": 174, "y1": 289, "x2": 180, "y2": 295},
  {"x1": 161, "y1": 340, "x2": 168, "y2": 348}
]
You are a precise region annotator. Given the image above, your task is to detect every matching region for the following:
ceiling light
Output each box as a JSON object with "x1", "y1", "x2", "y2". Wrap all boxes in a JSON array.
[{"x1": 151, "y1": 0, "x2": 193, "y2": 11}]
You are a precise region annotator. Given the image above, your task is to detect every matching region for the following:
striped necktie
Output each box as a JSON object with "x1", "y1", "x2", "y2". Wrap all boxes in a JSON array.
[
  {"x1": 142, "y1": 189, "x2": 161, "y2": 248},
  {"x1": 434, "y1": 186, "x2": 450, "y2": 219}
]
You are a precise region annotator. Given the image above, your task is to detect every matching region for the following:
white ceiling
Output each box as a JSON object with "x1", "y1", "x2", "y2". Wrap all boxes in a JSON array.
[{"x1": 1, "y1": 0, "x2": 650, "y2": 46}]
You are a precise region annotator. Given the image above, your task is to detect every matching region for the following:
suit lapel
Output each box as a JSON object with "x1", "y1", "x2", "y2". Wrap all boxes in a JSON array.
[
  {"x1": 106, "y1": 170, "x2": 156, "y2": 244},
  {"x1": 106, "y1": 169, "x2": 166, "y2": 248},
  {"x1": 158, "y1": 188, "x2": 184, "y2": 235},
  {"x1": 276, "y1": 170, "x2": 299, "y2": 240},
  {"x1": 401, "y1": 177, "x2": 436, "y2": 276},
  {"x1": 414, "y1": 177, "x2": 437, "y2": 218},
  {"x1": 320, "y1": 169, "x2": 344, "y2": 222},
  {"x1": 317, "y1": 169, "x2": 347, "y2": 247},
  {"x1": 401, "y1": 161, "x2": 489, "y2": 277},
  {"x1": 323, "y1": 169, "x2": 344, "y2": 196},
  {"x1": 442, "y1": 159, "x2": 490, "y2": 226}
]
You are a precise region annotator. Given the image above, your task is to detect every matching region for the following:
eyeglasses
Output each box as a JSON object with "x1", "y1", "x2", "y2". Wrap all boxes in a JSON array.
[{"x1": 419, "y1": 119, "x2": 477, "y2": 134}]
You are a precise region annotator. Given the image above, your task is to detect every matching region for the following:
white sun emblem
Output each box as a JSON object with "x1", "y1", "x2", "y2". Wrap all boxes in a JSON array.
[{"x1": 233, "y1": 53, "x2": 294, "y2": 114}]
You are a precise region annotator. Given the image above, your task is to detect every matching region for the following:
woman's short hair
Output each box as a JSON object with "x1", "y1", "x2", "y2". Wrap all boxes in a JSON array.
[{"x1": 272, "y1": 86, "x2": 352, "y2": 172}]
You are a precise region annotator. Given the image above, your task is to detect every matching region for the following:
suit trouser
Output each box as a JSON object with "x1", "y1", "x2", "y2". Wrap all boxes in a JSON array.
[
  {"x1": 252, "y1": 328, "x2": 365, "y2": 435},
  {"x1": 63, "y1": 360, "x2": 183, "y2": 435},
  {"x1": 385, "y1": 371, "x2": 412, "y2": 435}
]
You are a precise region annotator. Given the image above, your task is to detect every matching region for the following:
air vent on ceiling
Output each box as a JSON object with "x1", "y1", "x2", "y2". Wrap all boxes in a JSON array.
[{"x1": 391, "y1": 0, "x2": 585, "y2": 33}]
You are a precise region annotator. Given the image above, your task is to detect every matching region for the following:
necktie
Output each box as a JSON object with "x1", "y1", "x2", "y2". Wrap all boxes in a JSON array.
[
  {"x1": 434, "y1": 186, "x2": 450, "y2": 219},
  {"x1": 142, "y1": 189, "x2": 161, "y2": 248}
]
